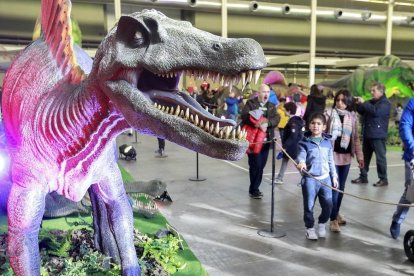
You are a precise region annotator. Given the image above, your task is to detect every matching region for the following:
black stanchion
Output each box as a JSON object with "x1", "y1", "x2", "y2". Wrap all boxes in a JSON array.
[
  {"x1": 189, "y1": 152, "x2": 206, "y2": 181},
  {"x1": 258, "y1": 139, "x2": 286, "y2": 238},
  {"x1": 132, "y1": 131, "x2": 140, "y2": 144}
]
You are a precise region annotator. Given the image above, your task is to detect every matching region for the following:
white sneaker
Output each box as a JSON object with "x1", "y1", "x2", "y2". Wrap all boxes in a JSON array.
[
  {"x1": 318, "y1": 223, "x2": 326, "y2": 238},
  {"x1": 306, "y1": 228, "x2": 318, "y2": 240},
  {"x1": 274, "y1": 178, "x2": 283, "y2": 184}
]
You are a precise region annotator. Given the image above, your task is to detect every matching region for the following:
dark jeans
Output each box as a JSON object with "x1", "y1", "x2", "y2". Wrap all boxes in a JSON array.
[
  {"x1": 157, "y1": 138, "x2": 165, "y2": 150},
  {"x1": 331, "y1": 164, "x2": 350, "y2": 220},
  {"x1": 392, "y1": 161, "x2": 412, "y2": 224},
  {"x1": 301, "y1": 176, "x2": 333, "y2": 228},
  {"x1": 360, "y1": 138, "x2": 387, "y2": 181},
  {"x1": 247, "y1": 143, "x2": 271, "y2": 194}
]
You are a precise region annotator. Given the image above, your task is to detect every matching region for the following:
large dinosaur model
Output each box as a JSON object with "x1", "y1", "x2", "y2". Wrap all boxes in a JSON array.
[
  {"x1": 320, "y1": 55, "x2": 414, "y2": 99},
  {"x1": 2, "y1": 0, "x2": 266, "y2": 275}
]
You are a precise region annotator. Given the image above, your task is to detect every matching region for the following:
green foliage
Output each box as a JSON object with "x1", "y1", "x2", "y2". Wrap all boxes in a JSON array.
[
  {"x1": 387, "y1": 126, "x2": 402, "y2": 146},
  {"x1": 39, "y1": 229, "x2": 72, "y2": 257},
  {"x1": 60, "y1": 251, "x2": 121, "y2": 276},
  {"x1": 138, "y1": 233, "x2": 185, "y2": 274}
]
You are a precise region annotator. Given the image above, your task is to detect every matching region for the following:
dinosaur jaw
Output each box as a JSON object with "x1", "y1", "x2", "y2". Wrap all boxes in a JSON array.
[{"x1": 106, "y1": 66, "x2": 259, "y2": 160}]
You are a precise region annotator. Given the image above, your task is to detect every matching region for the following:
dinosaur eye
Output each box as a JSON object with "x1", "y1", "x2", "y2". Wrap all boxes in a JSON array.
[
  {"x1": 132, "y1": 31, "x2": 145, "y2": 47},
  {"x1": 134, "y1": 31, "x2": 143, "y2": 40}
]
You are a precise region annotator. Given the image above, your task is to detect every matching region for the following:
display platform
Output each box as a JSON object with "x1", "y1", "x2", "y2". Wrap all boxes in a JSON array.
[{"x1": 0, "y1": 165, "x2": 206, "y2": 276}]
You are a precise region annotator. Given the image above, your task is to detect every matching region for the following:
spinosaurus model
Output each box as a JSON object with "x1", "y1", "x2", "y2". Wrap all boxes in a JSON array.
[
  {"x1": 2, "y1": 0, "x2": 266, "y2": 275},
  {"x1": 320, "y1": 55, "x2": 414, "y2": 99}
]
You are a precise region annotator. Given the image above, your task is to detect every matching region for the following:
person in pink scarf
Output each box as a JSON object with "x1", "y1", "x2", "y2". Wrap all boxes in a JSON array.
[{"x1": 326, "y1": 89, "x2": 364, "y2": 232}]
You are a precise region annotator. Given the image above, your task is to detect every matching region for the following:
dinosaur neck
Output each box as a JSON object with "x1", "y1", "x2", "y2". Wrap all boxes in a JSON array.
[{"x1": 39, "y1": 84, "x2": 128, "y2": 163}]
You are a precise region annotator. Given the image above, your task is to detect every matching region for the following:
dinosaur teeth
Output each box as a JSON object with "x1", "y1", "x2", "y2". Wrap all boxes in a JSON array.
[
  {"x1": 254, "y1": 70, "x2": 261, "y2": 84},
  {"x1": 185, "y1": 107, "x2": 190, "y2": 120},
  {"x1": 199, "y1": 120, "x2": 204, "y2": 129},
  {"x1": 247, "y1": 70, "x2": 253, "y2": 83},
  {"x1": 215, "y1": 122, "x2": 220, "y2": 135},
  {"x1": 241, "y1": 72, "x2": 246, "y2": 86},
  {"x1": 195, "y1": 114, "x2": 199, "y2": 126},
  {"x1": 225, "y1": 126, "x2": 231, "y2": 139},
  {"x1": 205, "y1": 121, "x2": 210, "y2": 132},
  {"x1": 175, "y1": 105, "x2": 181, "y2": 116}
]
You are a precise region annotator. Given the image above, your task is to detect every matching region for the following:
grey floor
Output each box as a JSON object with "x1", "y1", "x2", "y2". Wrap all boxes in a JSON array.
[{"x1": 118, "y1": 133, "x2": 414, "y2": 276}]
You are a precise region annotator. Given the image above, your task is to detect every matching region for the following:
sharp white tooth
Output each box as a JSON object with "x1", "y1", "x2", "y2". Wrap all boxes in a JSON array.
[
  {"x1": 205, "y1": 121, "x2": 210, "y2": 132},
  {"x1": 190, "y1": 114, "x2": 194, "y2": 123},
  {"x1": 165, "y1": 106, "x2": 170, "y2": 113},
  {"x1": 180, "y1": 110, "x2": 184, "y2": 117},
  {"x1": 154, "y1": 103, "x2": 158, "y2": 108},
  {"x1": 181, "y1": 70, "x2": 185, "y2": 78},
  {"x1": 200, "y1": 120, "x2": 204, "y2": 128},
  {"x1": 231, "y1": 129, "x2": 236, "y2": 139},
  {"x1": 254, "y1": 70, "x2": 261, "y2": 84},
  {"x1": 241, "y1": 72, "x2": 246, "y2": 86},
  {"x1": 237, "y1": 126, "x2": 242, "y2": 139},
  {"x1": 229, "y1": 82, "x2": 233, "y2": 93},
  {"x1": 225, "y1": 126, "x2": 231, "y2": 139},
  {"x1": 195, "y1": 114, "x2": 199, "y2": 126},
  {"x1": 219, "y1": 130, "x2": 223, "y2": 139},
  {"x1": 214, "y1": 73, "x2": 220, "y2": 83},
  {"x1": 175, "y1": 105, "x2": 181, "y2": 116},
  {"x1": 215, "y1": 122, "x2": 220, "y2": 135},
  {"x1": 248, "y1": 70, "x2": 253, "y2": 82},
  {"x1": 185, "y1": 107, "x2": 190, "y2": 119},
  {"x1": 237, "y1": 125, "x2": 241, "y2": 135},
  {"x1": 220, "y1": 75, "x2": 224, "y2": 86},
  {"x1": 170, "y1": 106, "x2": 175, "y2": 115},
  {"x1": 161, "y1": 106, "x2": 165, "y2": 112},
  {"x1": 209, "y1": 124, "x2": 214, "y2": 134}
]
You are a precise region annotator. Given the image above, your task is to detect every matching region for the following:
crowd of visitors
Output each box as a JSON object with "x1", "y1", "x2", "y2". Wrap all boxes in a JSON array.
[{"x1": 177, "y1": 78, "x2": 411, "y2": 241}]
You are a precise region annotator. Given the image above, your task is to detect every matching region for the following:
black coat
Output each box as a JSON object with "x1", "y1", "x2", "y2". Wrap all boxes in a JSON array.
[
  {"x1": 356, "y1": 95, "x2": 391, "y2": 139},
  {"x1": 282, "y1": 116, "x2": 304, "y2": 159},
  {"x1": 303, "y1": 94, "x2": 326, "y2": 125}
]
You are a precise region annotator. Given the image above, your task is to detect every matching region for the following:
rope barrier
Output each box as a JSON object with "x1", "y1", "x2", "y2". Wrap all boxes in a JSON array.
[{"x1": 247, "y1": 137, "x2": 414, "y2": 208}]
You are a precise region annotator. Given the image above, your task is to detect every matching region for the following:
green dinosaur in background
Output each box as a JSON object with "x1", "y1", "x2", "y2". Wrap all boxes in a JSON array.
[{"x1": 321, "y1": 55, "x2": 414, "y2": 99}]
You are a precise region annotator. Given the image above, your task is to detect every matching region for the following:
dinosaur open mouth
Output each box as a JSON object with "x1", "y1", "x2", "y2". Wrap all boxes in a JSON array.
[{"x1": 134, "y1": 68, "x2": 261, "y2": 141}]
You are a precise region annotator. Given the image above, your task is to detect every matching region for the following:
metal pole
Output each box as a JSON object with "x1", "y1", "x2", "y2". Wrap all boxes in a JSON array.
[
  {"x1": 258, "y1": 139, "x2": 286, "y2": 238},
  {"x1": 189, "y1": 152, "x2": 206, "y2": 181},
  {"x1": 114, "y1": 0, "x2": 121, "y2": 20},
  {"x1": 221, "y1": 0, "x2": 228, "y2": 38},
  {"x1": 308, "y1": 0, "x2": 317, "y2": 86},
  {"x1": 385, "y1": 0, "x2": 394, "y2": 55}
]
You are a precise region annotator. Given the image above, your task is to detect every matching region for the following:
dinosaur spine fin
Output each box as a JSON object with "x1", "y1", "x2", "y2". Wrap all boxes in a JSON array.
[{"x1": 40, "y1": 0, "x2": 85, "y2": 83}]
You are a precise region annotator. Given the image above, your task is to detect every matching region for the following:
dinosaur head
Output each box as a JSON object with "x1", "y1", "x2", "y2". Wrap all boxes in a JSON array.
[{"x1": 91, "y1": 10, "x2": 266, "y2": 160}]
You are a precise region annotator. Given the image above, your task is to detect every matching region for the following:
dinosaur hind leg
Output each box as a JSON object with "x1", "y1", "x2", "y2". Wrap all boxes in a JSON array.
[
  {"x1": 7, "y1": 184, "x2": 46, "y2": 276},
  {"x1": 90, "y1": 182, "x2": 140, "y2": 276}
]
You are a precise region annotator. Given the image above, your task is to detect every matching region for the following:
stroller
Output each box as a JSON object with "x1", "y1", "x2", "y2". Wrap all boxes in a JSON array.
[{"x1": 119, "y1": 144, "x2": 137, "y2": 161}]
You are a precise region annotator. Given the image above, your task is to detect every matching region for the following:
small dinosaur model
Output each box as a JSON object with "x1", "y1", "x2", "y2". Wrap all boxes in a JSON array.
[
  {"x1": 2, "y1": 0, "x2": 266, "y2": 275},
  {"x1": 320, "y1": 55, "x2": 414, "y2": 99}
]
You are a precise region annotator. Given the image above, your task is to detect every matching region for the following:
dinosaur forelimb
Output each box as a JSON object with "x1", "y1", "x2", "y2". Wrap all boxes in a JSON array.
[{"x1": 7, "y1": 184, "x2": 46, "y2": 276}]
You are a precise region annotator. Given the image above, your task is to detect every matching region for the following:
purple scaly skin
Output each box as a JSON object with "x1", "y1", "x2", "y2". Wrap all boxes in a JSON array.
[{"x1": 2, "y1": 1, "x2": 266, "y2": 275}]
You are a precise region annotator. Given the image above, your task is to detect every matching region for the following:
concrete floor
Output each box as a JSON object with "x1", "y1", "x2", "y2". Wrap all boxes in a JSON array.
[{"x1": 118, "y1": 133, "x2": 414, "y2": 276}]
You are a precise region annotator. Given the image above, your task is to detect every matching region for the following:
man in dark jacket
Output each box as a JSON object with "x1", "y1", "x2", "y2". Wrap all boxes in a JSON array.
[
  {"x1": 351, "y1": 82, "x2": 391, "y2": 187},
  {"x1": 241, "y1": 84, "x2": 280, "y2": 199}
]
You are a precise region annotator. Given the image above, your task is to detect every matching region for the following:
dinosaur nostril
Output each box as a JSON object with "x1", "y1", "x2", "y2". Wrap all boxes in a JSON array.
[{"x1": 213, "y1": 43, "x2": 222, "y2": 51}]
